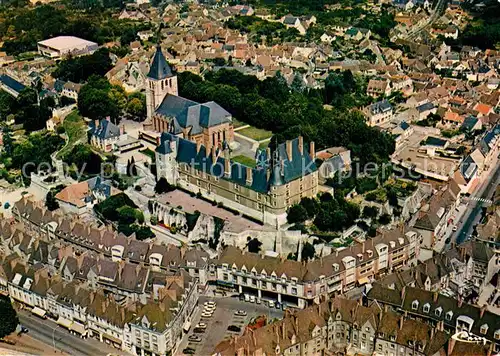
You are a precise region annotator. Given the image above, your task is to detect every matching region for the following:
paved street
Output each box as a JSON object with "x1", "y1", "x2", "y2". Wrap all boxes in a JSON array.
[
  {"x1": 178, "y1": 295, "x2": 284, "y2": 355},
  {"x1": 18, "y1": 311, "x2": 127, "y2": 356},
  {"x1": 451, "y1": 161, "x2": 500, "y2": 247}
]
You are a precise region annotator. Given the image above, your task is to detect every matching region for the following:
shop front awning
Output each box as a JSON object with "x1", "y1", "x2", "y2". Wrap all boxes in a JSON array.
[
  {"x1": 31, "y1": 307, "x2": 46, "y2": 318},
  {"x1": 183, "y1": 321, "x2": 191, "y2": 332},
  {"x1": 103, "y1": 333, "x2": 122, "y2": 345},
  {"x1": 358, "y1": 277, "x2": 370, "y2": 285},
  {"x1": 56, "y1": 316, "x2": 73, "y2": 329},
  {"x1": 70, "y1": 321, "x2": 86, "y2": 335}
]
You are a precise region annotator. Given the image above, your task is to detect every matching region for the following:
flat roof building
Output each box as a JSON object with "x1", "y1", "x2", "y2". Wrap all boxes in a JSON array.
[{"x1": 37, "y1": 36, "x2": 98, "y2": 59}]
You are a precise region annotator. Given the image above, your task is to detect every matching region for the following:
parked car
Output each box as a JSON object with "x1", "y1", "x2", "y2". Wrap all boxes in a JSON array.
[
  {"x1": 193, "y1": 327, "x2": 205, "y2": 333},
  {"x1": 256, "y1": 297, "x2": 261, "y2": 304},
  {"x1": 249, "y1": 295, "x2": 256, "y2": 303},
  {"x1": 453, "y1": 226, "x2": 458, "y2": 232},
  {"x1": 234, "y1": 310, "x2": 247, "y2": 316},
  {"x1": 268, "y1": 300, "x2": 275, "y2": 308},
  {"x1": 201, "y1": 312, "x2": 213, "y2": 318},
  {"x1": 204, "y1": 305, "x2": 216, "y2": 313},
  {"x1": 276, "y1": 302, "x2": 281, "y2": 309},
  {"x1": 227, "y1": 325, "x2": 242, "y2": 332},
  {"x1": 188, "y1": 335, "x2": 202, "y2": 342},
  {"x1": 183, "y1": 348, "x2": 196, "y2": 354},
  {"x1": 244, "y1": 294, "x2": 250, "y2": 302},
  {"x1": 195, "y1": 322, "x2": 207, "y2": 329},
  {"x1": 204, "y1": 301, "x2": 216, "y2": 308}
]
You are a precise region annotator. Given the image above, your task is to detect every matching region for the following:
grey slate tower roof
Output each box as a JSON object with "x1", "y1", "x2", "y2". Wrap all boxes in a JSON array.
[{"x1": 148, "y1": 45, "x2": 173, "y2": 80}]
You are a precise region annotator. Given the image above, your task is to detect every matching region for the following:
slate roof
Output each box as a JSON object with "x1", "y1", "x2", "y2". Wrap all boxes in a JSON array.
[
  {"x1": 88, "y1": 119, "x2": 121, "y2": 140},
  {"x1": 156, "y1": 95, "x2": 232, "y2": 135},
  {"x1": 147, "y1": 45, "x2": 174, "y2": 80},
  {"x1": 0, "y1": 74, "x2": 26, "y2": 94},
  {"x1": 416, "y1": 102, "x2": 435, "y2": 113},
  {"x1": 461, "y1": 116, "x2": 479, "y2": 131},
  {"x1": 157, "y1": 133, "x2": 317, "y2": 192},
  {"x1": 459, "y1": 155, "x2": 478, "y2": 182},
  {"x1": 368, "y1": 100, "x2": 393, "y2": 115}
]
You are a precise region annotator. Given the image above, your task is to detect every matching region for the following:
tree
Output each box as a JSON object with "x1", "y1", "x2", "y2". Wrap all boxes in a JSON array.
[
  {"x1": 2, "y1": 127, "x2": 13, "y2": 156},
  {"x1": 45, "y1": 190, "x2": 59, "y2": 211},
  {"x1": 291, "y1": 73, "x2": 304, "y2": 93},
  {"x1": 53, "y1": 48, "x2": 113, "y2": 83},
  {"x1": 126, "y1": 96, "x2": 146, "y2": 119},
  {"x1": 154, "y1": 177, "x2": 176, "y2": 194},
  {"x1": 287, "y1": 204, "x2": 308, "y2": 224},
  {"x1": 362, "y1": 206, "x2": 379, "y2": 219},
  {"x1": 301, "y1": 241, "x2": 315, "y2": 262},
  {"x1": 0, "y1": 294, "x2": 18, "y2": 338},
  {"x1": 78, "y1": 76, "x2": 120, "y2": 122},
  {"x1": 247, "y1": 237, "x2": 262, "y2": 253},
  {"x1": 378, "y1": 213, "x2": 392, "y2": 225}
]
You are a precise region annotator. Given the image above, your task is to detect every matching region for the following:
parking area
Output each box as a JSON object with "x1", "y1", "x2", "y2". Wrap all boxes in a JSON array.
[{"x1": 178, "y1": 295, "x2": 284, "y2": 355}]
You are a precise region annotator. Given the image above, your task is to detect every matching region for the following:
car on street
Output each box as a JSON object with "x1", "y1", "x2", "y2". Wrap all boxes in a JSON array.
[
  {"x1": 201, "y1": 311, "x2": 213, "y2": 318},
  {"x1": 227, "y1": 325, "x2": 242, "y2": 332},
  {"x1": 204, "y1": 305, "x2": 216, "y2": 313},
  {"x1": 244, "y1": 294, "x2": 250, "y2": 302},
  {"x1": 256, "y1": 297, "x2": 261, "y2": 304},
  {"x1": 249, "y1": 295, "x2": 256, "y2": 303},
  {"x1": 234, "y1": 310, "x2": 247, "y2": 316},
  {"x1": 453, "y1": 226, "x2": 458, "y2": 231},
  {"x1": 193, "y1": 327, "x2": 205, "y2": 333},
  {"x1": 183, "y1": 347, "x2": 196, "y2": 354},
  {"x1": 268, "y1": 300, "x2": 275, "y2": 308},
  {"x1": 204, "y1": 301, "x2": 216, "y2": 307},
  {"x1": 188, "y1": 335, "x2": 202, "y2": 342},
  {"x1": 195, "y1": 322, "x2": 207, "y2": 329}
]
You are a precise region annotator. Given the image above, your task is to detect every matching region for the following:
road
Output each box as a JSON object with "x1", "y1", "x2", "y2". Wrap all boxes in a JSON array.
[
  {"x1": 453, "y1": 162, "x2": 500, "y2": 246},
  {"x1": 18, "y1": 311, "x2": 126, "y2": 356},
  {"x1": 404, "y1": 0, "x2": 447, "y2": 40},
  {"x1": 178, "y1": 295, "x2": 284, "y2": 355}
]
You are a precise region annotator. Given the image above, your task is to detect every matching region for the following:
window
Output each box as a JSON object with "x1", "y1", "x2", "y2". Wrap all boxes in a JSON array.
[
  {"x1": 480, "y1": 325, "x2": 488, "y2": 335},
  {"x1": 446, "y1": 311, "x2": 453, "y2": 321},
  {"x1": 435, "y1": 307, "x2": 442, "y2": 317},
  {"x1": 423, "y1": 303, "x2": 430, "y2": 313},
  {"x1": 411, "y1": 300, "x2": 419, "y2": 310},
  {"x1": 292, "y1": 287, "x2": 297, "y2": 295}
]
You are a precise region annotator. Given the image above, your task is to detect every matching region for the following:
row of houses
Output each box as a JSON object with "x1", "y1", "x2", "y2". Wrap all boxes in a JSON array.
[
  {"x1": 0, "y1": 250, "x2": 199, "y2": 356},
  {"x1": 214, "y1": 293, "x2": 497, "y2": 356},
  {"x1": 214, "y1": 227, "x2": 420, "y2": 309}
]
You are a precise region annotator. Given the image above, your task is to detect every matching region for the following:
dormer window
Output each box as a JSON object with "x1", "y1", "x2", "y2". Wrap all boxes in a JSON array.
[
  {"x1": 445, "y1": 311, "x2": 453, "y2": 321},
  {"x1": 390, "y1": 335, "x2": 396, "y2": 341},
  {"x1": 480, "y1": 324, "x2": 488, "y2": 335},
  {"x1": 494, "y1": 330, "x2": 500, "y2": 340},
  {"x1": 435, "y1": 307, "x2": 442, "y2": 317},
  {"x1": 411, "y1": 300, "x2": 419, "y2": 310},
  {"x1": 423, "y1": 303, "x2": 430, "y2": 313}
]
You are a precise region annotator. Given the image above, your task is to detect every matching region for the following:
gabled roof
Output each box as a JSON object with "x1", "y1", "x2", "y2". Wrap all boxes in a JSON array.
[
  {"x1": 147, "y1": 45, "x2": 174, "y2": 80},
  {"x1": 0, "y1": 74, "x2": 25, "y2": 94},
  {"x1": 88, "y1": 119, "x2": 121, "y2": 140}
]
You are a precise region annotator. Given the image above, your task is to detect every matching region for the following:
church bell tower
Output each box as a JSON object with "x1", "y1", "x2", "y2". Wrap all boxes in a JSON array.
[{"x1": 146, "y1": 45, "x2": 178, "y2": 120}]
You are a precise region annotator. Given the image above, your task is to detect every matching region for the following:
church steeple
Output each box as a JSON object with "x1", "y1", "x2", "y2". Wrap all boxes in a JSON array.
[
  {"x1": 147, "y1": 45, "x2": 173, "y2": 80},
  {"x1": 146, "y1": 44, "x2": 178, "y2": 120}
]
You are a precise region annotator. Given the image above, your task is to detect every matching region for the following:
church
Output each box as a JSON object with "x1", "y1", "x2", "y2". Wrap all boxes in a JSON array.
[
  {"x1": 146, "y1": 46, "x2": 319, "y2": 226},
  {"x1": 144, "y1": 45, "x2": 234, "y2": 151}
]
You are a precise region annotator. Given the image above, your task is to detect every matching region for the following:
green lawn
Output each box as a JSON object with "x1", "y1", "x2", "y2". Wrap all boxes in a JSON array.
[
  {"x1": 141, "y1": 148, "x2": 156, "y2": 160},
  {"x1": 57, "y1": 110, "x2": 87, "y2": 159},
  {"x1": 232, "y1": 155, "x2": 256, "y2": 168},
  {"x1": 232, "y1": 119, "x2": 247, "y2": 128},
  {"x1": 237, "y1": 126, "x2": 273, "y2": 141}
]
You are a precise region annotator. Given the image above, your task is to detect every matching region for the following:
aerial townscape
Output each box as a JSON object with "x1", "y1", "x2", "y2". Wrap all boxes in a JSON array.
[{"x1": 0, "y1": 0, "x2": 499, "y2": 355}]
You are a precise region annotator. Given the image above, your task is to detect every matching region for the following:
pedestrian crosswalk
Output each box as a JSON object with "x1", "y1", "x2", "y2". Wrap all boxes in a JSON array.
[{"x1": 466, "y1": 196, "x2": 493, "y2": 204}]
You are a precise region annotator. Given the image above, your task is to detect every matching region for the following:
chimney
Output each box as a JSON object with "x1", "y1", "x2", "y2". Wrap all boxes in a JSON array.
[
  {"x1": 120, "y1": 307, "x2": 125, "y2": 321},
  {"x1": 430, "y1": 326, "x2": 435, "y2": 339},
  {"x1": 266, "y1": 147, "x2": 271, "y2": 161},
  {"x1": 246, "y1": 166, "x2": 253, "y2": 185},
  {"x1": 401, "y1": 285, "x2": 406, "y2": 299},
  {"x1": 460, "y1": 246, "x2": 466, "y2": 261},
  {"x1": 275, "y1": 325, "x2": 280, "y2": 343},
  {"x1": 433, "y1": 291, "x2": 438, "y2": 302},
  {"x1": 480, "y1": 304, "x2": 487, "y2": 318},
  {"x1": 298, "y1": 136, "x2": 303, "y2": 154},
  {"x1": 447, "y1": 336, "x2": 456, "y2": 355},
  {"x1": 205, "y1": 144, "x2": 211, "y2": 158},
  {"x1": 309, "y1": 141, "x2": 315, "y2": 159},
  {"x1": 362, "y1": 241, "x2": 365, "y2": 254},
  {"x1": 282, "y1": 321, "x2": 286, "y2": 338},
  {"x1": 286, "y1": 140, "x2": 292, "y2": 161},
  {"x1": 399, "y1": 315, "x2": 404, "y2": 330},
  {"x1": 458, "y1": 294, "x2": 463, "y2": 308},
  {"x1": 120, "y1": 125, "x2": 125, "y2": 135}
]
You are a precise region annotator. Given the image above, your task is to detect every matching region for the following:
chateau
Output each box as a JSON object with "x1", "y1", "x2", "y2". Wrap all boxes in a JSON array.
[{"x1": 145, "y1": 46, "x2": 319, "y2": 226}]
